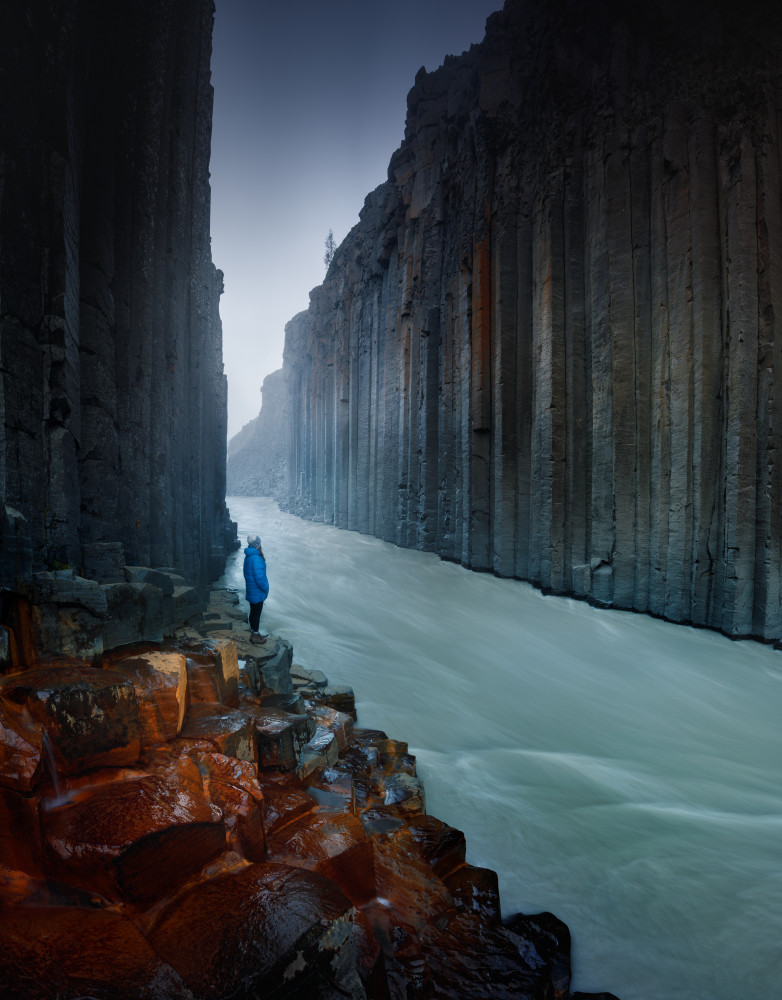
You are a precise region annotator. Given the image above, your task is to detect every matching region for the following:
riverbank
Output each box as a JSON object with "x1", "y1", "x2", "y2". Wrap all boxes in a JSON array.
[{"x1": 0, "y1": 582, "x2": 619, "y2": 998}]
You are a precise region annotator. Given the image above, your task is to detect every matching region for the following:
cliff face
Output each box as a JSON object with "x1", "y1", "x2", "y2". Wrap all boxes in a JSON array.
[
  {"x1": 279, "y1": 0, "x2": 782, "y2": 640},
  {"x1": 227, "y1": 368, "x2": 288, "y2": 498},
  {"x1": 0, "y1": 0, "x2": 235, "y2": 647}
]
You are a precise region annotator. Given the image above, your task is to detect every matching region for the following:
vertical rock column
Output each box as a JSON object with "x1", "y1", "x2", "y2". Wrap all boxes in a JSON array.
[{"x1": 0, "y1": 0, "x2": 234, "y2": 599}]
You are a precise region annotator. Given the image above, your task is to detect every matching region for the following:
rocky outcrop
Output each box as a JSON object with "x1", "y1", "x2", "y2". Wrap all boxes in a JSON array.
[
  {"x1": 278, "y1": 0, "x2": 782, "y2": 640},
  {"x1": 0, "y1": 617, "x2": 619, "y2": 999},
  {"x1": 227, "y1": 368, "x2": 288, "y2": 498},
  {"x1": 0, "y1": 1, "x2": 236, "y2": 660}
]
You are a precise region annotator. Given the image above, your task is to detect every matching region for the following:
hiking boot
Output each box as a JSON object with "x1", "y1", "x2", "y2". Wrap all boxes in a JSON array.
[{"x1": 250, "y1": 632, "x2": 265, "y2": 645}]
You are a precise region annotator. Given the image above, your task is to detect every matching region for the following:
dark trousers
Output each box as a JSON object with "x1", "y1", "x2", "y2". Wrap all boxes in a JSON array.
[{"x1": 249, "y1": 601, "x2": 264, "y2": 632}]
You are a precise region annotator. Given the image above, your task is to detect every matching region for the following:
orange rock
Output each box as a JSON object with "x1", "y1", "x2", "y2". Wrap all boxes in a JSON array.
[
  {"x1": 0, "y1": 786, "x2": 43, "y2": 877},
  {"x1": 266, "y1": 809, "x2": 375, "y2": 906},
  {"x1": 258, "y1": 783, "x2": 314, "y2": 836},
  {"x1": 185, "y1": 656, "x2": 223, "y2": 704},
  {"x1": 370, "y1": 828, "x2": 454, "y2": 934},
  {"x1": 179, "y1": 703, "x2": 256, "y2": 763},
  {"x1": 43, "y1": 771, "x2": 225, "y2": 904},
  {"x1": 195, "y1": 750, "x2": 266, "y2": 862},
  {"x1": 148, "y1": 862, "x2": 363, "y2": 999},
  {"x1": 0, "y1": 698, "x2": 41, "y2": 791},
  {"x1": 173, "y1": 637, "x2": 239, "y2": 707},
  {"x1": 109, "y1": 650, "x2": 187, "y2": 745},
  {"x1": 0, "y1": 904, "x2": 192, "y2": 999},
  {"x1": 204, "y1": 777, "x2": 265, "y2": 861},
  {"x1": 0, "y1": 666, "x2": 140, "y2": 775}
]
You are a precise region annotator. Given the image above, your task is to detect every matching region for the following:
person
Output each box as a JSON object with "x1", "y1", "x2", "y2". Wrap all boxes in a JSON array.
[{"x1": 243, "y1": 534, "x2": 269, "y2": 644}]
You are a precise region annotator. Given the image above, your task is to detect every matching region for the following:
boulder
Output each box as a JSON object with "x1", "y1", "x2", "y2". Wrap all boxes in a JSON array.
[
  {"x1": 42, "y1": 771, "x2": 225, "y2": 904},
  {"x1": 0, "y1": 905, "x2": 193, "y2": 1000},
  {"x1": 257, "y1": 781, "x2": 315, "y2": 837},
  {"x1": 101, "y1": 582, "x2": 165, "y2": 648},
  {"x1": 303, "y1": 765, "x2": 356, "y2": 813},
  {"x1": 445, "y1": 864, "x2": 501, "y2": 924},
  {"x1": 298, "y1": 725, "x2": 339, "y2": 778},
  {"x1": 307, "y1": 703, "x2": 354, "y2": 751},
  {"x1": 244, "y1": 635, "x2": 293, "y2": 696},
  {"x1": 179, "y1": 703, "x2": 256, "y2": 763},
  {"x1": 0, "y1": 666, "x2": 140, "y2": 775},
  {"x1": 404, "y1": 815, "x2": 466, "y2": 880},
  {"x1": 0, "y1": 785, "x2": 43, "y2": 876},
  {"x1": 109, "y1": 650, "x2": 187, "y2": 745},
  {"x1": 0, "y1": 696, "x2": 42, "y2": 791},
  {"x1": 265, "y1": 809, "x2": 375, "y2": 906},
  {"x1": 173, "y1": 638, "x2": 239, "y2": 707},
  {"x1": 29, "y1": 604, "x2": 104, "y2": 664},
  {"x1": 148, "y1": 862, "x2": 366, "y2": 999},
  {"x1": 505, "y1": 911, "x2": 573, "y2": 998}
]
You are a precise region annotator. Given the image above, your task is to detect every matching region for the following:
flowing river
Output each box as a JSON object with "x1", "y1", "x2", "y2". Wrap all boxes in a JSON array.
[{"x1": 219, "y1": 496, "x2": 782, "y2": 1000}]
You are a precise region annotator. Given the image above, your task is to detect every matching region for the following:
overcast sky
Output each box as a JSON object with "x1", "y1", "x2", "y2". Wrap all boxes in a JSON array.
[{"x1": 210, "y1": 0, "x2": 504, "y2": 439}]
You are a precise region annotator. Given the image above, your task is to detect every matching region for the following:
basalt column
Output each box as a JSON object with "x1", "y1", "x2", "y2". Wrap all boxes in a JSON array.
[
  {"x1": 0, "y1": 0, "x2": 234, "y2": 601},
  {"x1": 279, "y1": 0, "x2": 782, "y2": 640}
]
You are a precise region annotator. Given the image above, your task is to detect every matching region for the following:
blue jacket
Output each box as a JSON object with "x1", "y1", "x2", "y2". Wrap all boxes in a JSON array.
[{"x1": 243, "y1": 546, "x2": 269, "y2": 604}]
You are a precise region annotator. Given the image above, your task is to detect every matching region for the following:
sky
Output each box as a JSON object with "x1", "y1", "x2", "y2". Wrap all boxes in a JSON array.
[{"x1": 209, "y1": 0, "x2": 504, "y2": 439}]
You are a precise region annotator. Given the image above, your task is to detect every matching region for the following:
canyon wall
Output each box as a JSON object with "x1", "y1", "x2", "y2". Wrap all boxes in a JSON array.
[
  {"x1": 0, "y1": 0, "x2": 236, "y2": 654},
  {"x1": 277, "y1": 0, "x2": 782, "y2": 640},
  {"x1": 227, "y1": 368, "x2": 288, "y2": 498}
]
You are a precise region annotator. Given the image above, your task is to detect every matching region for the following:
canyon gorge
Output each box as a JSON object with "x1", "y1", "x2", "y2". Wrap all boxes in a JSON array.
[{"x1": 233, "y1": 0, "x2": 782, "y2": 641}]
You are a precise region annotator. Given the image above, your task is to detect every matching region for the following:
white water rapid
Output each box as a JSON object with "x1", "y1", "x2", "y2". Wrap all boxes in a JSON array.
[{"x1": 219, "y1": 496, "x2": 782, "y2": 1000}]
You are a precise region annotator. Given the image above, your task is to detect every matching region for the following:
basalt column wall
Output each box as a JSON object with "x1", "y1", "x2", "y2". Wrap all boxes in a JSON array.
[
  {"x1": 282, "y1": 0, "x2": 782, "y2": 640},
  {"x1": 0, "y1": 0, "x2": 234, "y2": 596}
]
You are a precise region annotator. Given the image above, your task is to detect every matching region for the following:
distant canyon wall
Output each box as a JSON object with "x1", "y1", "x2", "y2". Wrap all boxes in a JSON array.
[
  {"x1": 0, "y1": 0, "x2": 235, "y2": 606},
  {"x1": 227, "y1": 369, "x2": 289, "y2": 499},
  {"x1": 275, "y1": 0, "x2": 782, "y2": 639}
]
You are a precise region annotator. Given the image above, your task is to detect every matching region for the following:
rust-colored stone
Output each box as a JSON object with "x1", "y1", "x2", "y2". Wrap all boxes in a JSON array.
[
  {"x1": 266, "y1": 809, "x2": 375, "y2": 906},
  {"x1": 0, "y1": 698, "x2": 41, "y2": 791},
  {"x1": 179, "y1": 702, "x2": 256, "y2": 763},
  {"x1": 148, "y1": 862, "x2": 362, "y2": 999},
  {"x1": 258, "y1": 783, "x2": 315, "y2": 836},
  {"x1": 195, "y1": 750, "x2": 266, "y2": 862},
  {"x1": 43, "y1": 771, "x2": 225, "y2": 904},
  {"x1": 173, "y1": 638, "x2": 239, "y2": 707},
  {"x1": 371, "y1": 829, "x2": 454, "y2": 934},
  {"x1": 0, "y1": 786, "x2": 43, "y2": 877},
  {"x1": 0, "y1": 904, "x2": 192, "y2": 999},
  {"x1": 0, "y1": 666, "x2": 140, "y2": 775},
  {"x1": 109, "y1": 650, "x2": 187, "y2": 745}
]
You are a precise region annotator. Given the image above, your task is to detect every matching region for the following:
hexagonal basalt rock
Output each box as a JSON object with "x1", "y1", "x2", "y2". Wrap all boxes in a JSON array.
[
  {"x1": 148, "y1": 862, "x2": 366, "y2": 999},
  {"x1": 0, "y1": 666, "x2": 140, "y2": 775},
  {"x1": 42, "y1": 771, "x2": 225, "y2": 904}
]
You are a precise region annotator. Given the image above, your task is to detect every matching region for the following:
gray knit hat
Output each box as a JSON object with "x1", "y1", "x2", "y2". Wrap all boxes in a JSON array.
[{"x1": 247, "y1": 534, "x2": 262, "y2": 549}]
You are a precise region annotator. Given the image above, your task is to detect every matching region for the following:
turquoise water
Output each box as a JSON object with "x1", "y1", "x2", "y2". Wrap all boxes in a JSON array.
[{"x1": 220, "y1": 496, "x2": 782, "y2": 1000}]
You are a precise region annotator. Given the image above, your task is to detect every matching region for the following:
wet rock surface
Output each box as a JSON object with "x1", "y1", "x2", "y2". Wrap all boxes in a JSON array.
[{"x1": 0, "y1": 627, "x2": 618, "y2": 999}]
